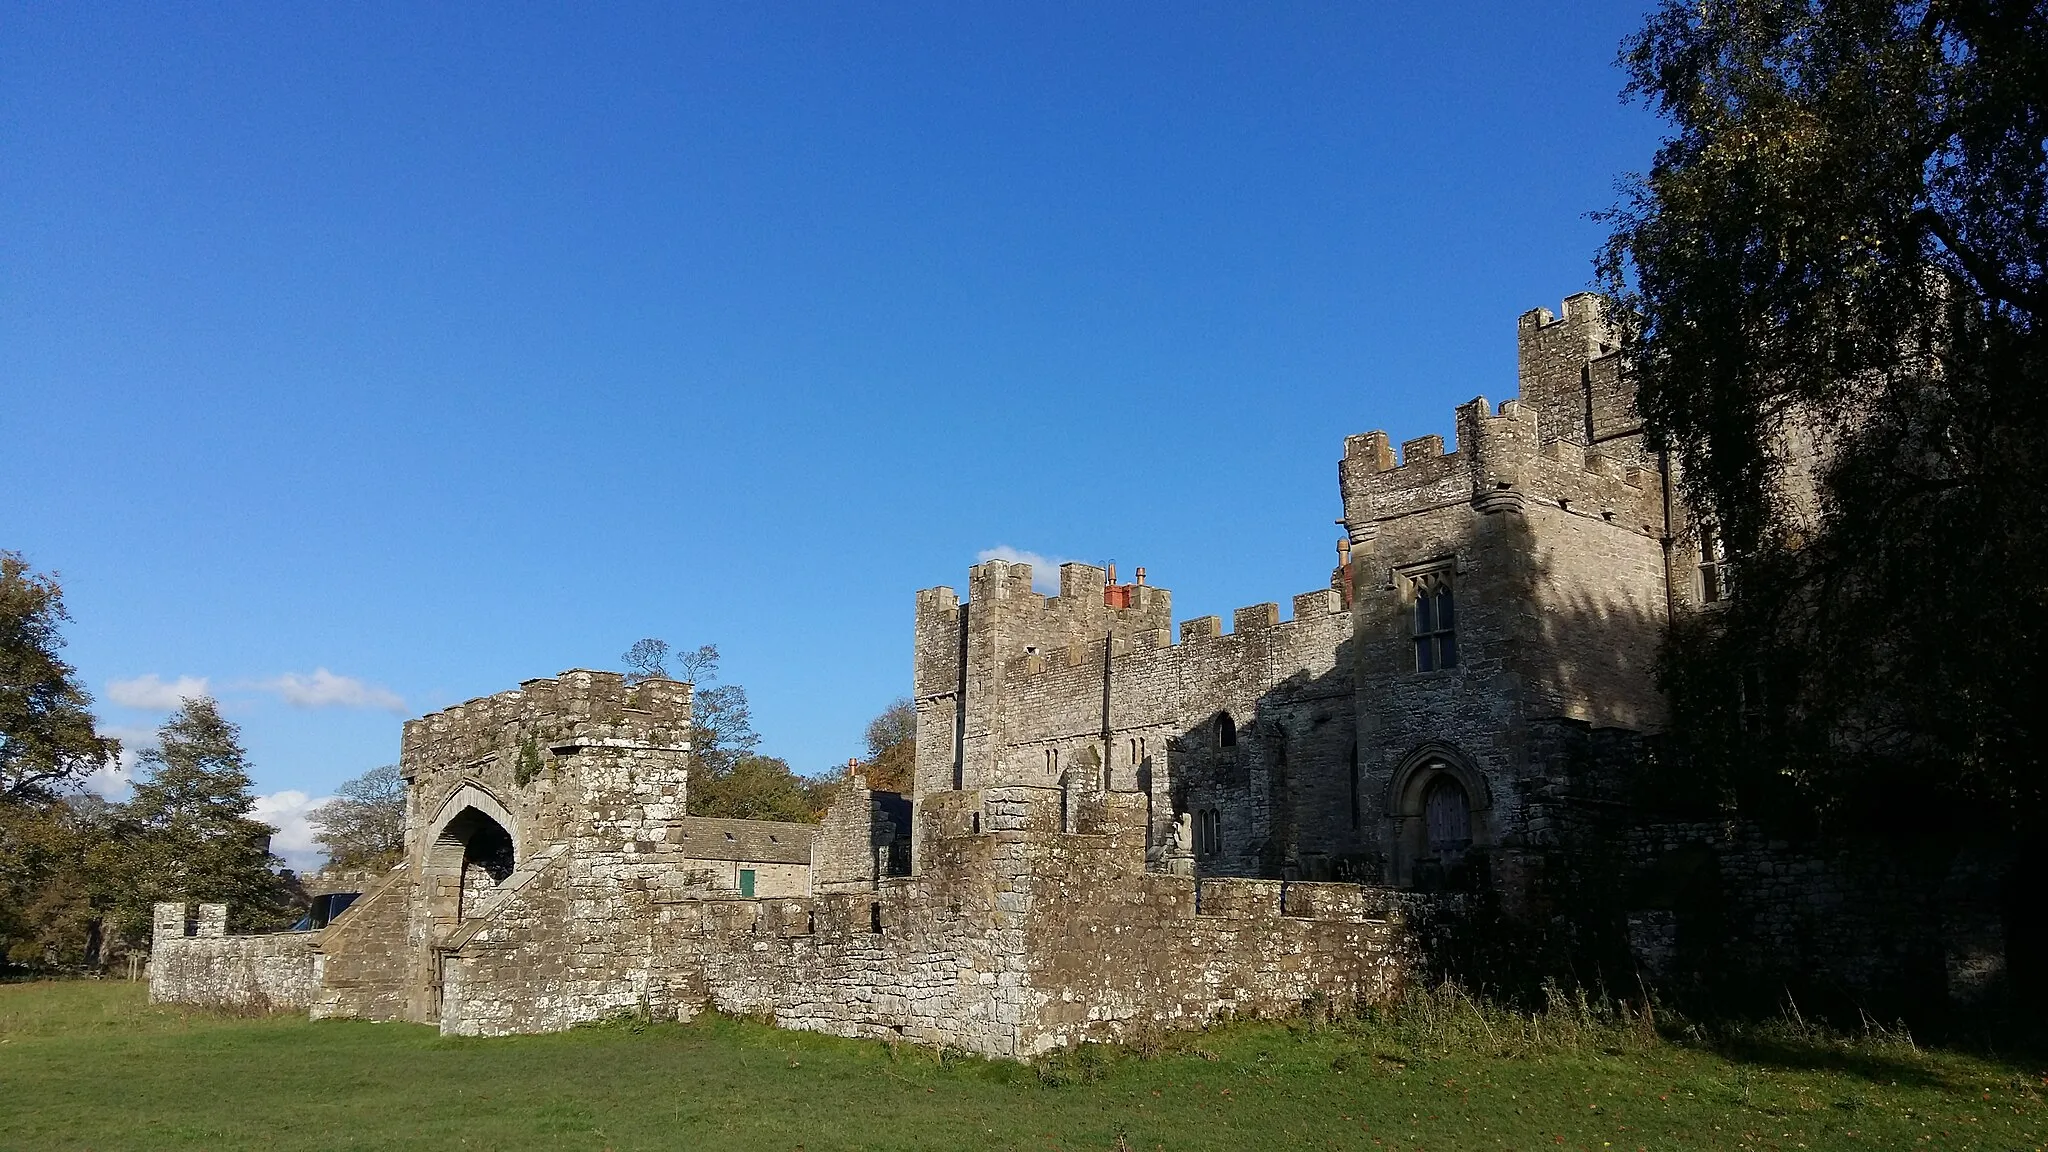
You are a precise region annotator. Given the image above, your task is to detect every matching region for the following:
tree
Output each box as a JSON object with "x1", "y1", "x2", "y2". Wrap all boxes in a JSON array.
[
  {"x1": 691, "y1": 682, "x2": 761, "y2": 778},
  {"x1": 0, "y1": 795, "x2": 130, "y2": 970},
  {"x1": 0, "y1": 552, "x2": 121, "y2": 971},
  {"x1": 1599, "y1": 0, "x2": 2048, "y2": 836},
  {"x1": 619, "y1": 639, "x2": 828, "y2": 819},
  {"x1": 622, "y1": 639, "x2": 762, "y2": 786},
  {"x1": 688, "y1": 754, "x2": 832, "y2": 823},
  {"x1": 115, "y1": 699, "x2": 296, "y2": 936},
  {"x1": 310, "y1": 764, "x2": 406, "y2": 872},
  {"x1": 859, "y1": 697, "x2": 916, "y2": 795},
  {"x1": 621, "y1": 638, "x2": 671, "y2": 684},
  {"x1": 0, "y1": 552, "x2": 119, "y2": 802}
]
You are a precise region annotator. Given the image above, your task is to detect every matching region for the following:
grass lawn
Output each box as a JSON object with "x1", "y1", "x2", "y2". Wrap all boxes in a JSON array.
[{"x1": 0, "y1": 981, "x2": 2041, "y2": 1150}]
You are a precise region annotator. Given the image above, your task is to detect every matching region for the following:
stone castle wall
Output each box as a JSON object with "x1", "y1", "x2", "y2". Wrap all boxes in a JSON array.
[
  {"x1": 913, "y1": 561, "x2": 1358, "y2": 880},
  {"x1": 431, "y1": 786, "x2": 1419, "y2": 1055},
  {"x1": 308, "y1": 867, "x2": 415, "y2": 1022},
  {"x1": 300, "y1": 669, "x2": 814, "y2": 1027},
  {"x1": 399, "y1": 670, "x2": 695, "y2": 864},
  {"x1": 148, "y1": 902, "x2": 321, "y2": 1011},
  {"x1": 141, "y1": 294, "x2": 2010, "y2": 1048}
]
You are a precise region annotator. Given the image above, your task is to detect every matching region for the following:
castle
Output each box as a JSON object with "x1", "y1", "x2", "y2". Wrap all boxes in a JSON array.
[
  {"x1": 146, "y1": 295, "x2": 2010, "y2": 1050},
  {"x1": 906, "y1": 292, "x2": 1679, "y2": 903}
]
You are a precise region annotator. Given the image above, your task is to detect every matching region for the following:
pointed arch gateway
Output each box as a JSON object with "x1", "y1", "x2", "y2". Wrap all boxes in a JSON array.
[{"x1": 423, "y1": 783, "x2": 519, "y2": 925}]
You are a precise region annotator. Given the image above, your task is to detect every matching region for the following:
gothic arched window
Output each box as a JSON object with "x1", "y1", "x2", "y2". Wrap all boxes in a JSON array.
[
  {"x1": 1411, "y1": 569, "x2": 1458, "y2": 672},
  {"x1": 1214, "y1": 711, "x2": 1236, "y2": 750}
]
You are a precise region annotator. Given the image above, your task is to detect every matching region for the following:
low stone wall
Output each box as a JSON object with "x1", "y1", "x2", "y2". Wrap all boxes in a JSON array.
[
  {"x1": 1005, "y1": 801, "x2": 1416, "y2": 1052},
  {"x1": 434, "y1": 787, "x2": 1424, "y2": 1056},
  {"x1": 149, "y1": 931, "x2": 323, "y2": 1010},
  {"x1": 1621, "y1": 821, "x2": 2011, "y2": 1009}
]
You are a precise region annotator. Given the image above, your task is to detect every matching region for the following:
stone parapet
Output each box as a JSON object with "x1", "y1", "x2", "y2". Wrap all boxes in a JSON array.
[
  {"x1": 401, "y1": 670, "x2": 691, "y2": 776},
  {"x1": 149, "y1": 917, "x2": 321, "y2": 1011}
]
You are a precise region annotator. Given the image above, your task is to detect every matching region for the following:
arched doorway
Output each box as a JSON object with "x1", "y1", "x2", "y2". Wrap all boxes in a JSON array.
[
  {"x1": 1423, "y1": 776, "x2": 1473, "y2": 870},
  {"x1": 438, "y1": 807, "x2": 514, "y2": 920},
  {"x1": 1386, "y1": 747, "x2": 1490, "y2": 891},
  {"x1": 423, "y1": 787, "x2": 519, "y2": 927}
]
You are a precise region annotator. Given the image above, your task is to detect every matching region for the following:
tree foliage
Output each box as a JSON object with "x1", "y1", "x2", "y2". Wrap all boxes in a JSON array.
[
  {"x1": 310, "y1": 764, "x2": 406, "y2": 872},
  {"x1": 859, "y1": 697, "x2": 916, "y2": 795},
  {"x1": 1600, "y1": 0, "x2": 2047, "y2": 835},
  {"x1": 0, "y1": 552, "x2": 118, "y2": 802},
  {"x1": 0, "y1": 553, "x2": 126, "y2": 971},
  {"x1": 689, "y1": 754, "x2": 833, "y2": 823},
  {"x1": 620, "y1": 638, "x2": 822, "y2": 818},
  {"x1": 0, "y1": 795, "x2": 127, "y2": 969},
  {"x1": 1, "y1": 555, "x2": 303, "y2": 968},
  {"x1": 114, "y1": 699, "x2": 296, "y2": 936},
  {"x1": 622, "y1": 639, "x2": 764, "y2": 785},
  {"x1": 621, "y1": 638, "x2": 672, "y2": 684}
]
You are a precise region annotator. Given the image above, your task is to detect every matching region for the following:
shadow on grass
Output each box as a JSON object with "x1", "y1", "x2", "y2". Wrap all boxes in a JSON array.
[{"x1": 1697, "y1": 1025, "x2": 1953, "y2": 1090}]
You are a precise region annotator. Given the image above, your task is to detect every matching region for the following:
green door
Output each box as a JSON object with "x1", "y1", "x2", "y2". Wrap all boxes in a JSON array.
[{"x1": 738, "y1": 868, "x2": 756, "y2": 897}]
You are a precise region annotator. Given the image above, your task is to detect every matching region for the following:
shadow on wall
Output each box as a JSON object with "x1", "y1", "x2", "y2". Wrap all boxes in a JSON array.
[
  {"x1": 1158, "y1": 502, "x2": 2027, "y2": 1027},
  {"x1": 1162, "y1": 638, "x2": 1371, "y2": 886},
  {"x1": 1526, "y1": 518, "x2": 2030, "y2": 1029}
]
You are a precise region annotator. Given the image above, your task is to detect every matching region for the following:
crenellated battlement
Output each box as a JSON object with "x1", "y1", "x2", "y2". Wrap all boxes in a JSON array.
[
  {"x1": 401, "y1": 669, "x2": 692, "y2": 773},
  {"x1": 1339, "y1": 395, "x2": 1664, "y2": 538},
  {"x1": 918, "y1": 560, "x2": 1357, "y2": 691},
  {"x1": 1516, "y1": 291, "x2": 1610, "y2": 337},
  {"x1": 1517, "y1": 293, "x2": 1641, "y2": 454},
  {"x1": 915, "y1": 586, "x2": 962, "y2": 618},
  {"x1": 966, "y1": 559, "x2": 1171, "y2": 621},
  {"x1": 1000, "y1": 586, "x2": 1349, "y2": 682}
]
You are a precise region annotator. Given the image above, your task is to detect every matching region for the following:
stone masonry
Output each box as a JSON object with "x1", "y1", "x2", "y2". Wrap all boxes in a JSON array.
[
  {"x1": 146, "y1": 294, "x2": 2007, "y2": 1046},
  {"x1": 911, "y1": 293, "x2": 1688, "y2": 906}
]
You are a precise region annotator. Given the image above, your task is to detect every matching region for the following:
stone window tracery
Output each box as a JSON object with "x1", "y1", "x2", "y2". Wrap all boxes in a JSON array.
[{"x1": 1410, "y1": 569, "x2": 1459, "y2": 672}]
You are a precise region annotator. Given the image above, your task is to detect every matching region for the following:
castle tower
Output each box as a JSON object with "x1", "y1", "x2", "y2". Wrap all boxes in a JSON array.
[
  {"x1": 1516, "y1": 292, "x2": 1645, "y2": 465},
  {"x1": 911, "y1": 559, "x2": 1172, "y2": 866}
]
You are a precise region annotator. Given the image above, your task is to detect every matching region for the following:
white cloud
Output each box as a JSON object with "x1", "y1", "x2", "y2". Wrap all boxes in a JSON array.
[
  {"x1": 105, "y1": 674, "x2": 211, "y2": 710},
  {"x1": 259, "y1": 669, "x2": 406, "y2": 713},
  {"x1": 79, "y1": 725, "x2": 159, "y2": 800},
  {"x1": 252, "y1": 790, "x2": 336, "y2": 873},
  {"x1": 975, "y1": 546, "x2": 1083, "y2": 595}
]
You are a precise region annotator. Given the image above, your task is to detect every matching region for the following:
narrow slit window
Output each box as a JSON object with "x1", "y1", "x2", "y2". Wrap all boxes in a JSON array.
[
  {"x1": 1195, "y1": 808, "x2": 1223, "y2": 857},
  {"x1": 1348, "y1": 740, "x2": 1360, "y2": 830}
]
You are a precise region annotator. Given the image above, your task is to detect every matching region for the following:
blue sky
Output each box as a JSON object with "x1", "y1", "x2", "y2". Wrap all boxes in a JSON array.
[{"x1": 1, "y1": 3, "x2": 1664, "y2": 864}]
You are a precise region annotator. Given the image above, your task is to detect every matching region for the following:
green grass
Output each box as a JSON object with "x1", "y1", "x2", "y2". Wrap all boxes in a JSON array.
[{"x1": 0, "y1": 981, "x2": 2041, "y2": 1150}]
